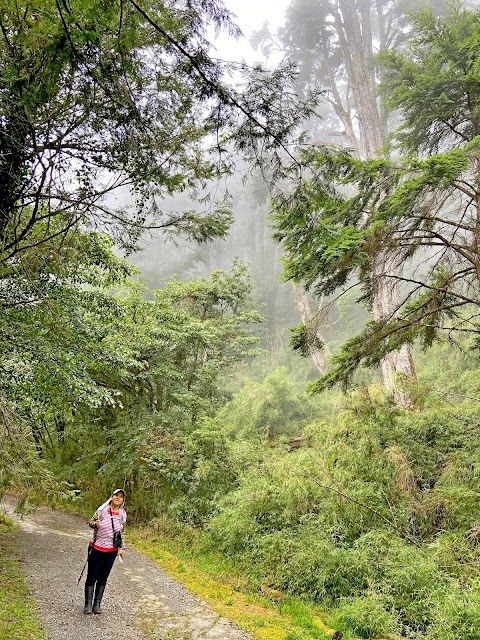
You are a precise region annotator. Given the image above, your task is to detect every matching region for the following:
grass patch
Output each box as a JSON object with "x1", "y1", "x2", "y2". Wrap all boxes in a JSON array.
[
  {"x1": 129, "y1": 526, "x2": 340, "y2": 640},
  {"x1": 0, "y1": 512, "x2": 44, "y2": 640}
]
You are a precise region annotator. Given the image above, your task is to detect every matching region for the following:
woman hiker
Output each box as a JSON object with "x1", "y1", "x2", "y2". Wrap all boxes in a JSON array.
[{"x1": 84, "y1": 489, "x2": 126, "y2": 614}]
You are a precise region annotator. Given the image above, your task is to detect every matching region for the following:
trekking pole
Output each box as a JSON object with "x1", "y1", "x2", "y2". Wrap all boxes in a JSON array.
[
  {"x1": 77, "y1": 555, "x2": 89, "y2": 586},
  {"x1": 77, "y1": 522, "x2": 97, "y2": 585}
]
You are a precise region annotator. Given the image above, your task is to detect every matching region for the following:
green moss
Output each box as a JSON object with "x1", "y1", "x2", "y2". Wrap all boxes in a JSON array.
[{"x1": 129, "y1": 528, "x2": 335, "y2": 640}]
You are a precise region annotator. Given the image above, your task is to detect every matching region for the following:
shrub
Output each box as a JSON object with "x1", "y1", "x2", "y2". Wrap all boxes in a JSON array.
[
  {"x1": 218, "y1": 367, "x2": 317, "y2": 439},
  {"x1": 334, "y1": 593, "x2": 400, "y2": 639}
]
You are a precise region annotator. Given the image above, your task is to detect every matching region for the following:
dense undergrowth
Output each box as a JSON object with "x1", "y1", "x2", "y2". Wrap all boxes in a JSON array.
[
  {"x1": 145, "y1": 343, "x2": 480, "y2": 639},
  {"x1": 133, "y1": 387, "x2": 480, "y2": 639},
  {"x1": 129, "y1": 528, "x2": 339, "y2": 640},
  {"x1": 205, "y1": 398, "x2": 480, "y2": 639},
  {"x1": 19, "y1": 342, "x2": 480, "y2": 640}
]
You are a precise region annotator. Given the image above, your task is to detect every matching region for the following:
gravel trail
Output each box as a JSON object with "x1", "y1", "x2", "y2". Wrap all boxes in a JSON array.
[{"x1": 1, "y1": 497, "x2": 250, "y2": 640}]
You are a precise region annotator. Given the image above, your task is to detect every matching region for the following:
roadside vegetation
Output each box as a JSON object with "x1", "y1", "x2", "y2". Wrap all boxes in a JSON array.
[
  {"x1": 0, "y1": 514, "x2": 44, "y2": 640},
  {"x1": 130, "y1": 528, "x2": 338, "y2": 640},
  {"x1": 120, "y1": 349, "x2": 480, "y2": 640}
]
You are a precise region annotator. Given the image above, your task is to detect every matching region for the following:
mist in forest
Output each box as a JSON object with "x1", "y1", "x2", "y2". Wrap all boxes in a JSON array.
[{"x1": 128, "y1": 0, "x2": 427, "y2": 371}]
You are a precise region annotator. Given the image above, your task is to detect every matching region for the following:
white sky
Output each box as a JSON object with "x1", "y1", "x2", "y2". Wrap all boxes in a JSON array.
[{"x1": 211, "y1": 0, "x2": 291, "y2": 65}]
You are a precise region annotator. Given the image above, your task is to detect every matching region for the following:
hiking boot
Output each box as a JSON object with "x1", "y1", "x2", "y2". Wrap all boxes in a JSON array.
[
  {"x1": 92, "y1": 585, "x2": 105, "y2": 614},
  {"x1": 83, "y1": 585, "x2": 94, "y2": 614}
]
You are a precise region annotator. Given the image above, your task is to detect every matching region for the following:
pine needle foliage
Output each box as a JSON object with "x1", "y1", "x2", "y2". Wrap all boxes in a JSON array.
[
  {"x1": 0, "y1": 0, "x2": 318, "y2": 262},
  {"x1": 272, "y1": 4, "x2": 480, "y2": 390}
]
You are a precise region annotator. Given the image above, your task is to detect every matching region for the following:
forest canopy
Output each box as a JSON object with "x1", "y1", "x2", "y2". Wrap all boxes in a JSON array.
[
  {"x1": 0, "y1": 0, "x2": 315, "y2": 261},
  {"x1": 0, "y1": 0, "x2": 312, "y2": 484}
]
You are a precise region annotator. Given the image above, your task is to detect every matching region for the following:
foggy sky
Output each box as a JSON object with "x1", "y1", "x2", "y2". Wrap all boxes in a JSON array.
[{"x1": 213, "y1": 0, "x2": 291, "y2": 64}]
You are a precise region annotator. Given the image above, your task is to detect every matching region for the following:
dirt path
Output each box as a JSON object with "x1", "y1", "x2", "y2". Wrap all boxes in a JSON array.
[{"x1": 1, "y1": 497, "x2": 250, "y2": 640}]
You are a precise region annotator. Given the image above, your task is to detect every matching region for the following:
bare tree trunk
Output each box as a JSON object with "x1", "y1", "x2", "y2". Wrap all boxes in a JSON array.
[
  {"x1": 334, "y1": 0, "x2": 417, "y2": 407},
  {"x1": 475, "y1": 159, "x2": 480, "y2": 284},
  {"x1": 371, "y1": 252, "x2": 415, "y2": 408},
  {"x1": 292, "y1": 284, "x2": 330, "y2": 375},
  {"x1": 335, "y1": 0, "x2": 386, "y2": 155}
]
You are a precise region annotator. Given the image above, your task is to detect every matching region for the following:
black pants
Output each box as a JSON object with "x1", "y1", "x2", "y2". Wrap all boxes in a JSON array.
[{"x1": 85, "y1": 547, "x2": 118, "y2": 588}]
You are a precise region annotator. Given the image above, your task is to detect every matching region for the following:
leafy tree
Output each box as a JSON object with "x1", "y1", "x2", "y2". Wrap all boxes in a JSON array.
[
  {"x1": 0, "y1": 0, "x2": 317, "y2": 487},
  {"x1": 0, "y1": 0, "x2": 314, "y2": 266},
  {"x1": 0, "y1": 226, "x2": 138, "y2": 491},
  {"x1": 273, "y1": 4, "x2": 480, "y2": 392},
  {"x1": 37, "y1": 260, "x2": 265, "y2": 518}
]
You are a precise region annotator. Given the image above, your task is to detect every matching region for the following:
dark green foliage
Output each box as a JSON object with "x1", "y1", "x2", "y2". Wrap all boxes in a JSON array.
[
  {"x1": 39, "y1": 260, "x2": 265, "y2": 520},
  {"x1": 272, "y1": 4, "x2": 480, "y2": 389},
  {"x1": 379, "y1": 3, "x2": 480, "y2": 153},
  {"x1": 0, "y1": 228, "x2": 135, "y2": 492},
  {"x1": 0, "y1": 0, "x2": 230, "y2": 254},
  {"x1": 0, "y1": 0, "x2": 317, "y2": 266},
  {"x1": 289, "y1": 323, "x2": 324, "y2": 359}
]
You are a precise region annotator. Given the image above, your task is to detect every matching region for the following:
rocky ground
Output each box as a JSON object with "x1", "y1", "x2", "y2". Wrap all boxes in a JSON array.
[{"x1": 1, "y1": 497, "x2": 250, "y2": 640}]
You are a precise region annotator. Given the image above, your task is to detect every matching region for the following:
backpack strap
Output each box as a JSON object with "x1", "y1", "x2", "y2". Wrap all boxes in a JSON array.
[{"x1": 109, "y1": 509, "x2": 124, "y2": 532}]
